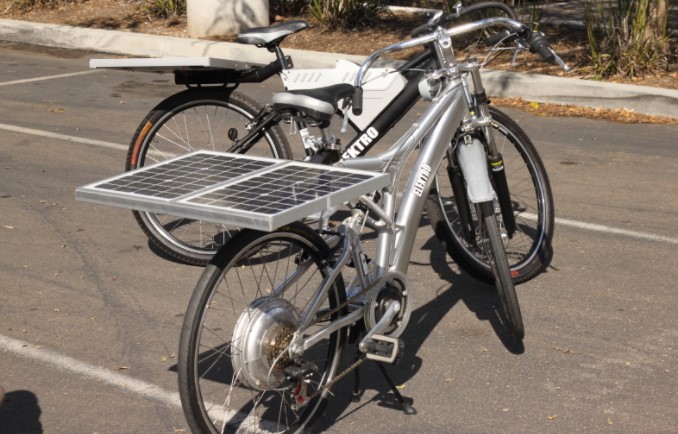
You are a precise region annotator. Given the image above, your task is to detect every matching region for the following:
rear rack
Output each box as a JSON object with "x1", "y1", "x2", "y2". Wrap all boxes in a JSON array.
[{"x1": 89, "y1": 56, "x2": 286, "y2": 85}]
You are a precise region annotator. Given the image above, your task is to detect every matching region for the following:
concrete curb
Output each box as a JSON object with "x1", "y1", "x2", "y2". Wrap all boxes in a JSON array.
[
  {"x1": 0, "y1": 19, "x2": 365, "y2": 67},
  {"x1": 1, "y1": 19, "x2": 676, "y2": 118}
]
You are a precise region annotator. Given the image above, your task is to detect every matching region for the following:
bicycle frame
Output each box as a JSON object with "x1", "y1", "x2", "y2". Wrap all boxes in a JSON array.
[
  {"x1": 291, "y1": 17, "x2": 528, "y2": 354},
  {"x1": 226, "y1": 50, "x2": 433, "y2": 160},
  {"x1": 226, "y1": 21, "x2": 518, "y2": 238}
]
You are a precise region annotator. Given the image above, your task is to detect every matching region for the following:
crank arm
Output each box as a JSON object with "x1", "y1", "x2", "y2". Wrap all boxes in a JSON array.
[{"x1": 360, "y1": 301, "x2": 403, "y2": 364}]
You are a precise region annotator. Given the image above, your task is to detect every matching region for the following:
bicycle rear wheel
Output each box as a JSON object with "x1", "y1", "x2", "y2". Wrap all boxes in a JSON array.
[
  {"x1": 178, "y1": 223, "x2": 346, "y2": 434},
  {"x1": 426, "y1": 107, "x2": 554, "y2": 284},
  {"x1": 125, "y1": 89, "x2": 292, "y2": 265}
]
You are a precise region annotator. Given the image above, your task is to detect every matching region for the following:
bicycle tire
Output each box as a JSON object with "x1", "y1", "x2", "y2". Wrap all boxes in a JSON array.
[
  {"x1": 125, "y1": 89, "x2": 292, "y2": 266},
  {"x1": 178, "y1": 222, "x2": 347, "y2": 434},
  {"x1": 481, "y1": 203, "x2": 525, "y2": 340},
  {"x1": 426, "y1": 107, "x2": 554, "y2": 284}
]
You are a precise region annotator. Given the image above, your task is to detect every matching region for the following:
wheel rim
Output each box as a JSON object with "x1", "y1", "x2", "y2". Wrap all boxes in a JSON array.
[
  {"x1": 136, "y1": 100, "x2": 285, "y2": 258},
  {"x1": 188, "y1": 234, "x2": 342, "y2": 433},
  {"x1": 435, "y1": 122, "x2": 549, "y2": 275}
]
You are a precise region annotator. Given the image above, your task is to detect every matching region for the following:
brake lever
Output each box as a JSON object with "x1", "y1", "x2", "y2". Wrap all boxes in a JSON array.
[
  {"x1": 341, "y1": 105, "x2": 350, "y2": 134},
  {"x1": 508, "y1": 36, "x2": 526, "y2": 67},
  {"x1": 452, "y1": 1, "x2": 463, "y2": 18},
  {"x1": 549, "y1": 47, "x2": 571, "y2": 72}
]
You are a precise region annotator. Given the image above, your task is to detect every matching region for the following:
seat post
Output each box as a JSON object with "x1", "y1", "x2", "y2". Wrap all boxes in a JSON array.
[{"x1": 268, "y1": 45, "x2": 293, "y2": 69}]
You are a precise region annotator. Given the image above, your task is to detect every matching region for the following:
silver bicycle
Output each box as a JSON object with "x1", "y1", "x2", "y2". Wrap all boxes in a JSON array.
[{"x1": 176, "y1": 13, "x2": 568, "y2": 434}]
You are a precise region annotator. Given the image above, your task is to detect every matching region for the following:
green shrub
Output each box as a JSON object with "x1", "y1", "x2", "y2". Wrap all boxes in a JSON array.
[
  {"x1": 310, "y1": 0, "x2": 384, "y2": 29},
  {"x1": 585, "y1": 0, "x2": 671, "y2": 77},
  {"x1": 271, "y1": 0, "x2": 309, "y2": 16}
]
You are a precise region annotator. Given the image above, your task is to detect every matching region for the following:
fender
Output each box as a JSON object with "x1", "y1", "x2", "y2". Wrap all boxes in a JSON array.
[{"x1": 457, "y1": 138, "x2": 494, "y2": 203}]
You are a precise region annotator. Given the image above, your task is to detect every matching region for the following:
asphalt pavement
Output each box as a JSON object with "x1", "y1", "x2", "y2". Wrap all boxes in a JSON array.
[
  {"x1": 0, "y1": 41, "x2": 677, "y2": 433},
  {"x1": 0, "y1": 13, "x2": 677, "y2": 118}
]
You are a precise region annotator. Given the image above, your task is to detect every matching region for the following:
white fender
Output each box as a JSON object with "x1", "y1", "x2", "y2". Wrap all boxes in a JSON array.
[{"x1": 457, "y1": 138, "x2": 494, "y2": 203}]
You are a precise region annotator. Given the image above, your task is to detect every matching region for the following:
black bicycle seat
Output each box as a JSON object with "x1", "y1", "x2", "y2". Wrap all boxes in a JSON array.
[
  {"x1": 272, "y1": 83, "x2": 355, "y2": 123},
  {"x1": 237, "y1": 20, "x2": 309, "y2": 46}
]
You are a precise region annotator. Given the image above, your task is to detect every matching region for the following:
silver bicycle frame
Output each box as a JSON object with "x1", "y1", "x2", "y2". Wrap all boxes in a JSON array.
[
  {"x1": 296, "y1": 17, "x2": 528, "y2": 351},
  {"x1": 341, "y1": 79, "x2": 467, "y2": 272}
]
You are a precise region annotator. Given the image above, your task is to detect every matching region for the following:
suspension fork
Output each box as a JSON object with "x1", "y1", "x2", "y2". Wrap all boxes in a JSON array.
[{"x1": 464, "y1": 67, "x2": 516, "y2": 238}]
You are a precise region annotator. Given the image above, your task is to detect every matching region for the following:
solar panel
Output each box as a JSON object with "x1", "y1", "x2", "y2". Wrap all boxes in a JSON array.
[
  {"x1": 76, "y1": 151, "x2": 390, "y2": 232},
  {"x1": 89, "y1": 57, "x2": 261, "y2": 73}
]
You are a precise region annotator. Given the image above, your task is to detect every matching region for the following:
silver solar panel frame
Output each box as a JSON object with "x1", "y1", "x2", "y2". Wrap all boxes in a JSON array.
[{"x1": 76, "y1": 151, "x2": 391, "y2": 232}]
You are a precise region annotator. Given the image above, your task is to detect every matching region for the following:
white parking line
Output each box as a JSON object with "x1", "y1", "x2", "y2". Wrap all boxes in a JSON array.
[
  {"x1": 520, "y1": 212, "x2": 678, "y2": 244},
  {"x1": 3, "y1": 119, "x2": 676, "y2": 247},
  {"x1": 0, "y1": 70, "x2": 100, "y2": 87},
  {"x1": 0, "y1": 122, "x2": 127, "y2": 151},
  {"x1": 0, "y1": 333, "x2": 182, "y2": 409},
  {"x1": 555, "y1": 216, "x2": 678, "y2": 244},
  {"x1": 1, "y1": 334, "x2": 274, "y2": 431}
]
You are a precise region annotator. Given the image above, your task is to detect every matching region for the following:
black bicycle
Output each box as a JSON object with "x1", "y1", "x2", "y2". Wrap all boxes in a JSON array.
[{"x1": 120, "y1": 2, "x2": 554, "y2": 284}]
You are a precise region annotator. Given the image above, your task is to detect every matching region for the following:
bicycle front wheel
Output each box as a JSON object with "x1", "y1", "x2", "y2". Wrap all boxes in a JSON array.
[
  {"x1": 426, "y1": 107, "x2": 554, "y2": 284},
  {"x1": 178, "y1": 223, "x2": 347, "y2": 434},
  {"x1": 480, "y1": 202, "x2": 524, "y2": 340},
  {"x1": 125, "y1": 89, "x2": 292, "y2": 265}
]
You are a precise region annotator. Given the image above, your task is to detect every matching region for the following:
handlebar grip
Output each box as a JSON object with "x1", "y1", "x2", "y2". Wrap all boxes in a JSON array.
[
  {"x1": 352, "y1": 87, "x2": 364, "y2": 116},
  {"x1": 528, "y1": 31, "x2": 555, "y2": 63},
  {"x1": 484, "y1": 29, "x2": 511, "y2": 47},
  {"x1": 410, "y1": 22, "x2": 432, "y2": 38}
]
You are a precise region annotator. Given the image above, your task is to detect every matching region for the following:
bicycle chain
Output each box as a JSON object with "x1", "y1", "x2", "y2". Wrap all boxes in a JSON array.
[{"x1": 300, "y1": 355, "x2": 366, "y2": 405}]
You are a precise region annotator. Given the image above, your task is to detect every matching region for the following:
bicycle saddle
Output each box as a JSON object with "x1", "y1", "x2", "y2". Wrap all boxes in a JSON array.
[
  {"x1": 272, "y1": 83, "x2": 355, "y2": 123},
  {"x1": 237, "y1": 20, "x2": 309, "y2": 46}
]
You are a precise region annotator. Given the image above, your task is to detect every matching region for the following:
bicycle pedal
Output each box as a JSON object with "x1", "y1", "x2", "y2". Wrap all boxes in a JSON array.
[{"x1": 362, "y1": 335, "x2": 403, "y2": 364}]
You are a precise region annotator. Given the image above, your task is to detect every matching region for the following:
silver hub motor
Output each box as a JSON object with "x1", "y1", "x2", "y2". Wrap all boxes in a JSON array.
[{"x1": 231, "y1": 297, "x2": 300, "y2": 391}]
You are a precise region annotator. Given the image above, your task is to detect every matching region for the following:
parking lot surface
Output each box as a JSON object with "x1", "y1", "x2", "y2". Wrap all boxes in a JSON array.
[{"x1": 1, "y1": 41, "x2": 677, "y2": 433}]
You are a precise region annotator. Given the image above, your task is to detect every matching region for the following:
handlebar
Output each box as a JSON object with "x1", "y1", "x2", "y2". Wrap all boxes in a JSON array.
[
  {"x1": 352, "y1": 17, "x2": 528, "y2": 114},
  {"x1": 410, "y1": 1, "x2": 517, "y2": 37},
  {"x1": 483, "y1": 28, "x2": 571, "y2": 71},
  {"x1": 351, "y1": 15, "x2": 570, "y2": 114}
]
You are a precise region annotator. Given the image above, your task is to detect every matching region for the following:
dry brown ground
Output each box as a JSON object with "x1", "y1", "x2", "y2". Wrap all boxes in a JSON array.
[{"x1": 2, "y1": 0, "x2": 676, "y2": 124}]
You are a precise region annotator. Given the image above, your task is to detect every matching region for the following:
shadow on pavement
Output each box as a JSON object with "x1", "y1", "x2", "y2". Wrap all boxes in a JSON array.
[
  {"x1": 0, "y1": 389, "x2": 43, "y2": 433},
  {"x1": 316, "y1": 234, "x2": 525, "y2": 431}
]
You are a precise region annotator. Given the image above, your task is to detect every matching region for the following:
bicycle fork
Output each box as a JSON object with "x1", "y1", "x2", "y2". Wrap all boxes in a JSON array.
[{"x1": 464, "y1": 66, "x2": 517, "y2": 238}]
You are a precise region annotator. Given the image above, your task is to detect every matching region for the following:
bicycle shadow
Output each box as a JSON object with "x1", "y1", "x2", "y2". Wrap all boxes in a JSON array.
[
  {"x1": 0, "y1": 389, "x2": 43, "y2": 433},
  {"x1": 315, "y1": 234, "x2": 524, "y2": 431}
]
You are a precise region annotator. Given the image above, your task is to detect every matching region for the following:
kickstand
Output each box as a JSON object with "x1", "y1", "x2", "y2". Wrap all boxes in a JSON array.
[{"x1": 376, "y1": 362, "x2": 417, "y2": 415}]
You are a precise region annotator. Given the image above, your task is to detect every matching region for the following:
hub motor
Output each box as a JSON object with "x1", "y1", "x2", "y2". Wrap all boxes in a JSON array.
[{"x1": 231, "y1": 297, "x2": 300, "y2": 390}]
